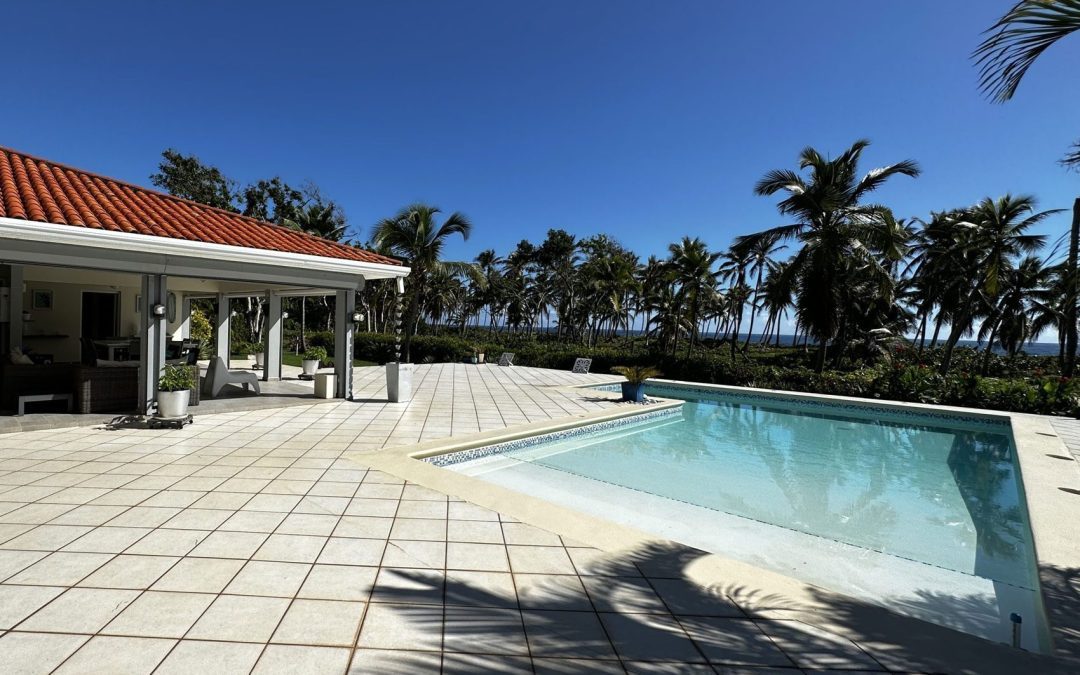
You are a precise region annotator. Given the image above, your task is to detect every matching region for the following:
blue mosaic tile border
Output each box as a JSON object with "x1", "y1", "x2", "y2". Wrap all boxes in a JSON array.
[
  {"x1": 616, "y1": 382, "x2": 1010, "y2": 428},
  {"x1": 425, "y1": 407, "x2": 682, "y2": 467}
]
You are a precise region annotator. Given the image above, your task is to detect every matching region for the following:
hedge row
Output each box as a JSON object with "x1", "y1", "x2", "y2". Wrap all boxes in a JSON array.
[{"x1": 345, "y1": 331, "x2": 1079, "y2": 416}]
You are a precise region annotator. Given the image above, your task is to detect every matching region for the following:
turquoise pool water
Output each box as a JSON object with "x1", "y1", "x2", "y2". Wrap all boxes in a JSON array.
[{"x1": 457, "y1": 386, "x2": 1040, "y2": 592}]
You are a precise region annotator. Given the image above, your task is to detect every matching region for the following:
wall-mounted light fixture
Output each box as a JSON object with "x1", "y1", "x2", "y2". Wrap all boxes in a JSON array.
[
  {"x1": 351, "y1": 311, "x2": 364, "y2": 324},
  {"x1": 281, "y1": 311, "x2": 290, "y2": 320},
  {"x1": 152, "y1": 304, "x2": 166, "y2": 317}
]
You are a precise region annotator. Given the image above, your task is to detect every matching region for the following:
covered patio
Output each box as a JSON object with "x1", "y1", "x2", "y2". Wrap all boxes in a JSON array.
[{"x1": 0, "y1": 146, "x2": 408, "y2": 421}]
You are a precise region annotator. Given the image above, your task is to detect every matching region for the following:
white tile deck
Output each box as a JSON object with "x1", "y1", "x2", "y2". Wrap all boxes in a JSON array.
[{"x1": 0, "y1": 364, "x2": 1071, "y2": 673}]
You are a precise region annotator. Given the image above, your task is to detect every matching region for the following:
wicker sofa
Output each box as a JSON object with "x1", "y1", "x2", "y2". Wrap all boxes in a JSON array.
[
  {"x1": 0, "y1": 363, "x2": 77, "y2": 413},
  {"x1": 72, "y1": 365, "x2": 140, "y2": 414}
]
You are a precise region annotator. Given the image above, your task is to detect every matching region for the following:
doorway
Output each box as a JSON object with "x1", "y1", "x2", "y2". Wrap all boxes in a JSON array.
[{"x1": 81, "y1": 292, "x2": 120, "y2": 340}]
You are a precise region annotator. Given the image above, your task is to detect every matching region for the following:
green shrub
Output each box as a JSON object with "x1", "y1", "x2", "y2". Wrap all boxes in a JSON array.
[
  {"x1": 158, "y1": 364, "x2": 195, "y2": 392},
  {"x1": 303, "y1": 346, "x2": 328, "y2": 365}
]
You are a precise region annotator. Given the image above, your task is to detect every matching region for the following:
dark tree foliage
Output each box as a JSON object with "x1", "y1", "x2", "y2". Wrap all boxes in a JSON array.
[{"x1": 150, "y1": 149, "x2": 238, "y2": 212}]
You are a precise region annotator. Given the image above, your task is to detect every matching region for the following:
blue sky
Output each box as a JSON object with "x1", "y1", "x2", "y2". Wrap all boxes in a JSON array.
[{"x1": 3, "y1": 1, "x2": 1079, "y2": 276}]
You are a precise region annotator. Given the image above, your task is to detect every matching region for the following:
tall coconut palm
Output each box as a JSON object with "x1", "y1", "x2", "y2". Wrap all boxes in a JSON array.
[
  {"x1": 373, "y1": 204, "x2": 472, "y2": 361},
  {"x1": 732, "y1": 233, "x2": 785, "y2": 351},
  {"x1": 936, "y1": 195, "x2": 1055, "y2": 374},
  {"x1": 668, "y1": 237, "x2": 722, "y2": 357},
  {"x1": 744, "y1": 139, "x2": 920, "y2": 370},
  {"x1": 975, "y1": 0, "x2": 1080, "y2": 373}
]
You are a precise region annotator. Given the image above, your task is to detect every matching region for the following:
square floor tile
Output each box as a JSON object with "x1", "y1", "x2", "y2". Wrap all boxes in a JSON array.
[
  {"x1": 582, "y1": 577, "x2": 668, "y2": 614},
  {"x1": 242, "y1": 494, "x2": 302, "y2": 512},
  {"x1": 522, "y1": 609, "x2": 617, "y2": 659},
  {"x1": 0, "y1": 584, "x2": 65, "y2": 629},
  {"x1": 382, "y1": 539, "x2": 445, "y2": 569},
  {"x1": 446, "y1": 542, "x2": 510, "y2": 572},
  {"x1": 678, "y1": 617, "x2": 793, "y2": 667},
  {"x1": 333, "y1": 516, "x2": 392, "y2": 539},
  {"x1": 370, "y1": 568, "x2": 445, "y2": 605},
  {"x1": 254, "y1": 534, "x2": 327, "y2": 563},
  {"x1": 350, "y1": 648, "x2": 441, "y2": 673},
  {"x1": 298, "y1": 564, "x2": 378, "y2": 601},
  {"x1": 186, "y1": 594, "x2": 291, "y2": 642},
  {"x1": 277, "y1": 513, "x2": 338, "y2": 536},
  {"x1": 317, "y1": 537, "x2": 385, "y2": 566},
  {"x1": 0, "y1": 550, "x2": 48, "y2": 580},
  {"x1": 152, "y1": 557, "x2": 245, "y2": 593},
  {"x1": 78, "y1": 554, "x2": 178, "y2": 589},
  {"x1": 396, "y1": 500, "x2": 447, "y2": 519},
  {"x1": 162, "y1": 508, "x2": 233, "y2": 530},
  {"x1": 103, "y1": 591, "x2": 216, "y2": 638},
  {"x1": 19, "y1": 587, "x2": 140, "y2": 633},
  {"x1": 753, "y1": 619, "x2": 880, "y2": 670},
  {"x1": 154, "y1": 639, "x2": 263, "y2": 675},
  {"x1": 345, "y1": 498, "x2": 398, "y2": 517},
  {"x1": 271, "y1": 599, "x2": 365, "y2": 646},
  {"x1": 649, "y1": 578, "x2": 744, "y2": 617},
  {"x1": 225, "y1": 560, "x2": 311, "y2": 597},
  {"x1": 389, "y1": 518, "x2": 446, "y2": 542},
  {"x1": 502, "y1": 522, "x2": 562, "y2": 546},
  {"x1": 0, "y1": 524, "x2": 92, "y2": 551},
  {"x1": 0, "y1": 632, "x2": 88, "y2": 675},
  {"x1": 443, "y1": 606, "x2": 528, "y2": 655},
  {"x1": 62, "y1": 526, "x2": 151, "y2": 554},
  {"x1": 254, "y1": 644, "x2": 351, "y2": 674},
  {"x1": 445, "y1": 570, "x2": 518, "y2": 609},
  {"x1": 125, "y1": 528, "x2": 210, "y2": 556},
  {"x1": 5, "y1": 551, "x2": 112, "y2": 586},
  {"x1": 515, "y1": 573, "x2": 592, "y2": 611},
  {"x1": 447, "y1": 519, "x2": 503, "y2": 544},
  {"x1": 219, "y1": 510, "x2": 286, "y2": 533},
  {"x1": 599, "y1": 612, "x2": 702, "y2": 662},
  {"x1": 106, "y1": 506, "x2": 181, "y2": 528},
  {"x1": 507, "y1": 545, "x2": 575, "y2": 574},
  {"x1": 54, "y1": 635, "x2": 175, "y2": 675},
  {"x1": 357, "y1": 602, "x2": 443, "y2": 651},
  {"x1": 190, "y1": 531, "x2": 268, "y2": 559},
  {"x1": 48, "y1": 504, "x2": 128, "y2": 526}
]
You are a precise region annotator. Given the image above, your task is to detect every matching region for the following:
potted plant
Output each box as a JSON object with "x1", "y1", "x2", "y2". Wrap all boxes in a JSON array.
[
  {"x1": 157, "y1": 364, "x2": 195, "y2": 418},
  {"x1": 476, "y1": 345, "x2": 486, "y2": 364},
  {"x1": 611, "y1": 365, "x2": 662, "y2": 403},
  {"x1": 251, "y1": 342, "x2": 266, "y2": 369},
  {"x1": 302, "y1": 346, "x2": 326, "y2": 376}
]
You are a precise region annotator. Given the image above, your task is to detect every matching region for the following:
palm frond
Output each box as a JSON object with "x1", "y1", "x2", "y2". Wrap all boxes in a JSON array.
[{"x1": 974, "y1": 0, "x2": 1080, "y2": 103}]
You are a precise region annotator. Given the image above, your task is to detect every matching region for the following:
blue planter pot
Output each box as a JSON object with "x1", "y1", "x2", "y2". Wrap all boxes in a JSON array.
[{"x1": 621, "y1": 382, "x2": 646, "y2": 402}]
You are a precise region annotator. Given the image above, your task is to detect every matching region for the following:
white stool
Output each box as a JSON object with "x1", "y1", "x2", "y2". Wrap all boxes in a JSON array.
[{"x1": 314, "y1": 373, "x2": 336, "y2": 399}]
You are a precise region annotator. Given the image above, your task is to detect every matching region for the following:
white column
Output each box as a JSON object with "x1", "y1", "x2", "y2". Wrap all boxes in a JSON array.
[
  {"x1": 215, "y1": 294, "x2": 230, "y2": 367},
  {"x1": 139, "y1": 274, "x2": 168, "y2": 415},
  {"x1": 8, "y1": 264, "x2": 24, "y2": 351},
  {"x1": 264, "y1": 293, "x2": 282, "y2": 382},
  {"x1": 178, "y1": 295, "x2": 192, "y2": 339},
  {"x1": 334, "y1": 289, "x2": 355, "y2": 399}
]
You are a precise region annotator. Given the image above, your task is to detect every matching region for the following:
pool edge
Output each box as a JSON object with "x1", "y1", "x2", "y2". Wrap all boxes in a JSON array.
[{"x1": 345, "y1": 379, "x2": 1080, "y2": 670}]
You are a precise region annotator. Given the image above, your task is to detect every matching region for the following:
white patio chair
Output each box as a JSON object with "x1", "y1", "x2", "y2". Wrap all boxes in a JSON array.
[
  {"x1": 497, "y1": 353, "x2": 515, "y2": 367},
  {"x1": 571, "y1": 358, "x2": 592, "y2": 374},
  {"x1": 202, "y1": 357, "x2": 261, "y2": 398}
]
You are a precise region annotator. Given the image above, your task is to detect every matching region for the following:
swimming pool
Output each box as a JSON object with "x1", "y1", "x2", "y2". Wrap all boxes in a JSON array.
[{"x1": 432, "y1": 382, "x2": 1049, "y2": 650}]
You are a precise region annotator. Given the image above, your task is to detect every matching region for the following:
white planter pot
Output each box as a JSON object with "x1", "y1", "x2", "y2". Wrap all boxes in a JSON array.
[
  {"x1": 386, "y1": 362, "x2": 413, "y2": 403},
  {"x1": 254, "y1": 352, "x2": 265, "y2": 368},
  {"x1": 301, "y1": 359, "x2": 320, "y2": 376},
  {"x1": 157, "y1": 389, "x2": 190, "y2": 418},
  {"x1": 477, "y1": 353, "x2": 485, "y2": 364}
]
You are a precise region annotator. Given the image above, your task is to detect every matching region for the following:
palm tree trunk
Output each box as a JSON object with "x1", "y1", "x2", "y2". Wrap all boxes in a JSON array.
[
  {"x1": 981, "y1": 320, "x2": 1000, "y2": 375},
  {"x1": 1063, "y1": 198, "x2": 1080, "y2": 375},
  {"x1": 742, "y1": 268, "x2": 764, "y2": 350}
]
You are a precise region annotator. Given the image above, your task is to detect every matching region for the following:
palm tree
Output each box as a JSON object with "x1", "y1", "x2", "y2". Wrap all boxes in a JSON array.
[
  {"x1": 744, "y1": 139, "x2": 920, "y2": 371},
  {"x1": 668, "y1": 237, "x2": 721, "y2": 357},
  {"x1": 372, "y1": 204, "x2": 473, "y2": 361},
  {"x1": 975, "y1": 0, "x2": 1080, "y2": 374},
  {"x1": 732, "y1": 233, "x2": 785, "y2": 351},
  {"x1": 936, "y1": 195, "x2": 1055, "y2": 374}
]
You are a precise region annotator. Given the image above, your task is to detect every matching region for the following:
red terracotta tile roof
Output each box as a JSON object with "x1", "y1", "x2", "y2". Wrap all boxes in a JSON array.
[{"x1": 0, "y1": 145, "x2": 401, "y2": 267}]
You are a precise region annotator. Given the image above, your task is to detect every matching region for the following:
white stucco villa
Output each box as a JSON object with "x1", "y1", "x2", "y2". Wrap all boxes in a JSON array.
[{"x1": 0, "y1": 145, "x2": 409, "y2": 417}]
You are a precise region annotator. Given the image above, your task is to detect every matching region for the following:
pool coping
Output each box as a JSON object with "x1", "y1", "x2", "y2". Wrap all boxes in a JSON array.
[{"x1": 346, "y1": 380, "x2": 1080, "y2": 671}]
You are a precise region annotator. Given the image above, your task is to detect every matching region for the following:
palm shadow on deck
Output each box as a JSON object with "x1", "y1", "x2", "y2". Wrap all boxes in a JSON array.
[{"x1": 358, "y1": 541, "x2": 1077, "y2": 674}]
